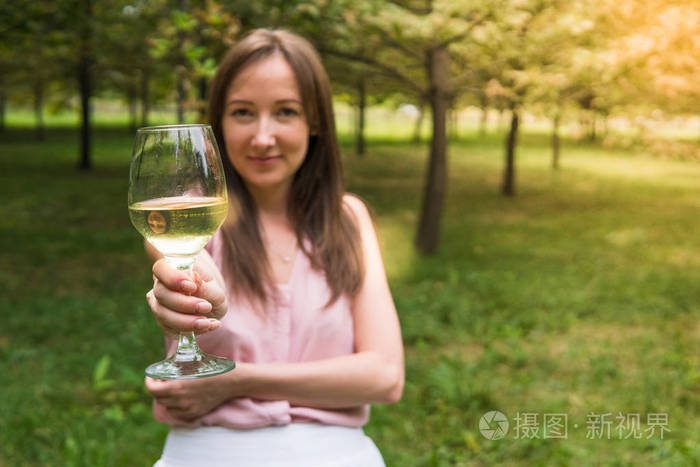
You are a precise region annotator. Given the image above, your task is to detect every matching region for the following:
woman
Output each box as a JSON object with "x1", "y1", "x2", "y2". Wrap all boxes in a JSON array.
[{"x1": 144, "y1": 29, "x2": 404, "y2": 466}]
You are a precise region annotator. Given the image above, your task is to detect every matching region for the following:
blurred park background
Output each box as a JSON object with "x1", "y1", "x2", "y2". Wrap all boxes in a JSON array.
[{"x1": 1, "y1": 0, "x2": 699, "y2": 465}]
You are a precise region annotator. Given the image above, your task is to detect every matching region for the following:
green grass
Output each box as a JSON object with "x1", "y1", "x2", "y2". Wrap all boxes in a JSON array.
[{"x1": 1, "y1": 122, "x2": 698, "y2": 466}]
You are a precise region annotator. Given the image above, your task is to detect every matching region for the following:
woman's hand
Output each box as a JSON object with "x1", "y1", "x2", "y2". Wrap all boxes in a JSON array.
[
  {"x1": 145, "y1": 375, "x2": 232, "y2": 421},
  {"x1": 146, "y1": 253, "x2": 228, "y2": 337}
]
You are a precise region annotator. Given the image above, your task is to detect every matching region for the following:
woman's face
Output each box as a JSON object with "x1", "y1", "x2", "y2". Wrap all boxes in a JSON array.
[{"x1": 222, "y1": 54, "x2": 310, "y2": 196}]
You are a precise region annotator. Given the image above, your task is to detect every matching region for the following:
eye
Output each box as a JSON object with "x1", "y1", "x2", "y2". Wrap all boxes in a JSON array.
[
  {"x1": 278, "y1": 107, "x2": 300, "y2": 118},
  {"x1": 231, "y1": 108, "x2": 253, "y2": 118}
]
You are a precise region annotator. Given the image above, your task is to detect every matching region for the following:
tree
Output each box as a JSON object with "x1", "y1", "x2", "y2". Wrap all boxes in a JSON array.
[
  {"x1": 476, "y1": 0, "x2": 600, "y2": 194},
  {"x1": 302, "y1": 2, "x2": 398, "y2": 157},
  {"x1": 0, "y1": 5, "x2": 10, "y2": 132},
  {"x1": 0, "y1": 1, "x2": 68, "y2": 140},
  {"x1": 149, "y1": 0, "x2": 238, "y2": 124},
  {"x1": 548, "y1": 0, "x2": 699, "y2": 146},
  {"x1": 605, "y1": 0, "x2": 700, "y2": 120},
  {"x1": 104, "y1": 1, "x2": 170, "y2": 130},
  {"x1": 311, "y1": 0, "x2": 494, "y2": 253},
  {"x1": 8, "y1": 0, "x2": 133, "y2": 168}
]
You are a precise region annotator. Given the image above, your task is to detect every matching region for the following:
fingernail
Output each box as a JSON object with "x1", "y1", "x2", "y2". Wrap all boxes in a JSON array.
[
  {"x1": 208, "y1": 319, "x2": 221, "y2": 330},
  {"x1": 181, "y1": 281, "x2": 197, "y2": 293},
  {"x1": 195, "y1": 319, "x2": 210, "y2": 330},
  {"x1": 196, "y1": 302, "x2": 212, "y2": 314}
]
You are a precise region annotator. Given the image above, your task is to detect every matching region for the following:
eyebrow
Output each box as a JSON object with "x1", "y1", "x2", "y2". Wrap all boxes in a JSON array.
[{"x1": 226, "y1": 99, "x2": 303, "y2": 106}]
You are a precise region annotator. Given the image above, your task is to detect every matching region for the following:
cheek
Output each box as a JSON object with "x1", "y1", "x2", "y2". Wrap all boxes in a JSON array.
[
  {"x1": 285, "y1": 124, "x2": 310, "y2": 156},
  {"x1": 222, "y1": 134, "x2": 244, "y2": 173},
  {"x1": 223, "y1": 125, "x2": 248, "y2": 155}
]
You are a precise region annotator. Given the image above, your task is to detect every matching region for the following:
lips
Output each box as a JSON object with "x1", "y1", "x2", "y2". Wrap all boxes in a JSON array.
[{"x1": 248, "y1": 155, "x2": 282, "y2": 166}]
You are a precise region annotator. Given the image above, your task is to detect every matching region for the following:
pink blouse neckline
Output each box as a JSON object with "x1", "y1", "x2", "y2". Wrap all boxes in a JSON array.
[{"x1": 275, "y1": 249, "x2": 302, "y2": 287}]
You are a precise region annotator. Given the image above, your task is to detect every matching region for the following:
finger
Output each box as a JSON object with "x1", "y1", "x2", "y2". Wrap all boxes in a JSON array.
[
  {"x1": 147, "y1": 291, "x2": 221, "y2": 333},
  {"x1": 147, "y1": 385, "x2": 195, "y2": 413},
  {"x1": 153, "y1": 279, "x2": 212, "y2": 316},
  {"x1": 147, "y1": 290, "x2": 219, "y2": 332},
  {"x1": 156, "y1": 395, "x2": 183, "y2": 408},
  {"x1": 192, "y1": 280, "x2": 226, "y2": 318},
  {"x1": 152, "y1": 259, "x2": 198, "y2": 295},
  {"x1": 166, "y1": 407, "x2": 198, "y2": 421},
  {"x1": 154, "y1": 315, "x2": 181, "y2": 338},
  {"x1": 153, "y1": 393, "x2": 192, "y2": 412},
  {"x1": 145, "y1": 377, "x2": 176, "y2": 397},
  {"x1": 192, "y1": 262, "x2": 215, "y2": 283}
]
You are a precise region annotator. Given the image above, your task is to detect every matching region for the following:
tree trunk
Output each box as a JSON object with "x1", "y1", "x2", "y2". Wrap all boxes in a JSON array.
[
  {"x1": 78, "y1": 55, "x2": 92, "y2": 169},
  {"x1": 416, "y1": 46, "x2": 449, "y2": 254},
  {"x1": 198, "y1": 77, "x2": 208, "y2": 123},
  {"x1": 355, "y1": 77, "x2": 366, "y2": 157},
  {"x1": 479, "y1": 101, "x2": 488, "y2": 137},
  {"x1": 177, "y1": 67, "x2": 186, "y2": 124},
  {"x1": 128, "y1": 86, "x2": 137, "y2": 133},
  {"x1": 601, "y1": 114, "x2": 609, "y2": 138},
  {"x1": 176, "y1": 0, "x2": 186, "y2": 124},
  {"x1": 449, "y1": 108, "x2": 458, "y2": 140},
  {"x1": 589, "y1": 114, "x2": 596, "y2": 141},
  {"x1": 552, "y1": 111, "x2": 560, "y2": 170},
  {"x1": 140, "y1": 67, "x2": 150, "y2": 127},
  {"x1": 502, "y1": 109, "x2": 519, "y2": 196},
  {"x1": 0, "y1": 90, "x2": 6, "y2": 132},
  {"x1": 34, "y1": 82, "x2": 45, "y2": 141},
  {"x1": 412, "y1": 103, "x2": 424, "y2": 143},
  {"x1": 77, "y1": 0, "x2": 92, "y2": 170}
]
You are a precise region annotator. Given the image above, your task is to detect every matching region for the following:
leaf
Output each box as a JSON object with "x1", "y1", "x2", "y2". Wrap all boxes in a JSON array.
[
  {"x1": 93, "y1": 355, "x2": 111, "y2": 386},
  {"x1": 464, "y1": 431, "x2": 480, "y2": 452},
  {"x1": 297, "y1": 3, "x2": 320, "y2": 18},
  {"x1": 93, "y1": 355, "x2": 117, "y2": 391},
  {"x1": 103, "y1": 405, "x2": 126, "y2": 423},
  {"x1": 199, "y1": 57, "x2": 218, "y2": 77},
  {"x1": 64, "y1": 435, "x2": 80, "y2": 460},
  {"x1": 172, "y1": 11, "x2": 197, "y2": 32}
]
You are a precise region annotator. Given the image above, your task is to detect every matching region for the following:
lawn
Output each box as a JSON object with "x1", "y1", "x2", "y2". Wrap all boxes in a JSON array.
[{"x1": 1, "y1": 122, "x2": 698, "y2": 466}]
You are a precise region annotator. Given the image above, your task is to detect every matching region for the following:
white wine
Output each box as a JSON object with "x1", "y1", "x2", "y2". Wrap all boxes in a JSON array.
[{"x1": 129, "y1": 196, "x2": 227, "y2": 257}]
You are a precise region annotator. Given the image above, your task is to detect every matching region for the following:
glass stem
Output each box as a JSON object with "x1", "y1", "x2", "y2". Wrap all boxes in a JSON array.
[
  {"x1": 165, "y1": 255, "x2": 206, "y2": 363},
  {"x1": 174, "y1": 331, "x2": 204, "y2": 362}
]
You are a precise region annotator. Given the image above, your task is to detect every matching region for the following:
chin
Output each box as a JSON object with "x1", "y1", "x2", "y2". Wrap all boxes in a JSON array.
[{"x1": 246, "y1": 175, "x2": 292, "y2": 190}]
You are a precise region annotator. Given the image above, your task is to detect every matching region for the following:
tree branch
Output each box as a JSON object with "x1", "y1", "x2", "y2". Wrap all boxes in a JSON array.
[
  {"x1": 318, "y1": 47, "x2": 426, "y2": 97},
  {"x1": 370, "y1": 25, "x2": 424, "y2": 61},
  {"x1": 436, "y1": 11, "x2": 490, "y2": 49},
  {"x1": 386, "y1": 0, "x2": 432, "y2": 15}
]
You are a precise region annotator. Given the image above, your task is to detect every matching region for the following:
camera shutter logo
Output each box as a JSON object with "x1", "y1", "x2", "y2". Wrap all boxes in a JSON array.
[{"x1": 480, "y1": 411, "x2": 509, "y2": 440}]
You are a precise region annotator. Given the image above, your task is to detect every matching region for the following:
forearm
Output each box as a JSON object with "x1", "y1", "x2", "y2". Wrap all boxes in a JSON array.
[{"x1": 227, "y1": 351, "x2": 404, "y2": 409}]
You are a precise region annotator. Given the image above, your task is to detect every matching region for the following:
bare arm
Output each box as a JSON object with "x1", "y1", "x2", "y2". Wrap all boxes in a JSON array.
[
  {"x1": 233, "y1": 195, "x2": 404, "y2": 406},
  {"x1": 146, "y1": 196, "x2": 404, "y2": 417}
]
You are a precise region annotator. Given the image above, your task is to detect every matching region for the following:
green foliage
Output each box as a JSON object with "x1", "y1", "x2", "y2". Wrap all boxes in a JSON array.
[
  {"x1": 342, "y1": 130, "x2": 700, "y2": 465},
  {"x1": 1, "y1": 122, "x2": 699, "y2": 465},
  {"x1": 2, "y1": 0, "x2": 697, "y2": 129}
]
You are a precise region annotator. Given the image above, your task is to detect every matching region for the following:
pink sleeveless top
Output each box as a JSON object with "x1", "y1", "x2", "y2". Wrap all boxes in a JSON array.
[{"x1": 153, "y1": 229, "x2": 370, "y2": 429}]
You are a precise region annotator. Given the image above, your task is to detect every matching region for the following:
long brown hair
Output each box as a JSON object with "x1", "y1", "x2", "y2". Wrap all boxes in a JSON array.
[{"x1": 208, "y1": 29, "x2": 364, "y2": 307}]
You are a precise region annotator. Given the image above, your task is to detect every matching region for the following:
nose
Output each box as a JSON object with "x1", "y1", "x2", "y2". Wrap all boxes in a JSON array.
[{"x1": 251, "y1": 115, "x2": 275, "y2": 152}]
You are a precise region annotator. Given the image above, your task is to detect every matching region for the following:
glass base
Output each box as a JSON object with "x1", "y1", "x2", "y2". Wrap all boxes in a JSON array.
[{"x1": 145, "y1": 354, "x2": 235, "y2": 380}]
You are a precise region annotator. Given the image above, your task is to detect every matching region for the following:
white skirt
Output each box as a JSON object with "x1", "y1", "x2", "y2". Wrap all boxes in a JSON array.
[{"x1": 154, "y1": 423, "x2": 386, "y2": 467}]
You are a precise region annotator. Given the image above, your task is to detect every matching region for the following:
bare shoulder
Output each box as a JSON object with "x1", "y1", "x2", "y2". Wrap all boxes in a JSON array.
[{"x1": 342, "y1": 193, "x2": 373, "y2": 228}]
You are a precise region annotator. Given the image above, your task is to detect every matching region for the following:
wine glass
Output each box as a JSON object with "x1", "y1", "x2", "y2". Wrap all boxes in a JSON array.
[{"x1": 128, "y1": 124, "x2": 235, "y2": 379}]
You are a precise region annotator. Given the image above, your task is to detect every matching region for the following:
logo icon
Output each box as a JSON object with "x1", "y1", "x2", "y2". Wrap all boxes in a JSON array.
[{"x1": 479, "y1": 410, "x2": 509, "y2": 440}]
